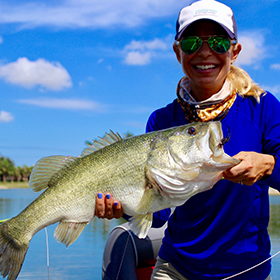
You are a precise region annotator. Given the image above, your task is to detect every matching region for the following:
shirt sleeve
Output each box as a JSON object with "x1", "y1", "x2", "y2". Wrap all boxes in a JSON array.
[
  {"x1": 146, "y1": 108, "x2": 171, "y2": 132},
  {"x1": 260, "y1": 92, "x2": 280, "y2": 191}
]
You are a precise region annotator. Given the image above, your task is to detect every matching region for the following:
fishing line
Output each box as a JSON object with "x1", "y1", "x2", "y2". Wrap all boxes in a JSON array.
[
  {"x1": 45, "y1": 228, "x2": 50, "y2": 280},
  {"x1": 222, "y1": 250, "x2": 280, "y2": 279},
  {"x1": 114, "y1": 225, "x2": 138, "y2": 280},
  {"x1": 115, "y1": 233, "x2": 130, "y2": 280}
]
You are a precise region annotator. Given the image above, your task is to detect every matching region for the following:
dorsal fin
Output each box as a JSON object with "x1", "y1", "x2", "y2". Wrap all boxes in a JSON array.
[
  {"x1": 81, "y1": 130, "x2": 122, "y2": 157},
  {"x1": 29, "y1": 155, "x2": 77, "y2": 192}
]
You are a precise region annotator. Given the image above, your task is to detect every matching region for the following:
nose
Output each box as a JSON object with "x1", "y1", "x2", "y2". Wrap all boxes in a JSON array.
[{"x1": 197, "y1": 41, "x2": 212, "y2": 57}]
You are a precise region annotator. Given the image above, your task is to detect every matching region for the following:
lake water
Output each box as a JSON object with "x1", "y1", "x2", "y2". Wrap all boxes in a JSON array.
[{"x1": 0, "y1": 189, "x2": 279, "y2": 280}]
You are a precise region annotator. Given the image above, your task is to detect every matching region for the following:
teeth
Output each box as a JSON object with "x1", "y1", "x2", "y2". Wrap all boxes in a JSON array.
[{"x1": 196, "y1": 64, "x2": 215, "y2": 70}]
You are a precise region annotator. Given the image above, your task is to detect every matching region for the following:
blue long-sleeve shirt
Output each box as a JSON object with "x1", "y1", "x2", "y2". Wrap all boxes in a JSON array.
[{"x1": 146, "y1": 92, "x2": 280, "y2": 280}]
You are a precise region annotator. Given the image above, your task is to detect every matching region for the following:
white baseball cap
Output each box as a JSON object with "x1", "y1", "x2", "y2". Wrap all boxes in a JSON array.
[{"x1": 175, "y1": 0, "x2": 237, "y2": 40}]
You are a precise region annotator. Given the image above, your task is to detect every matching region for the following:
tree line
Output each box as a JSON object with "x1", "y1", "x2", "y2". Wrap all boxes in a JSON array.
[{"x1": 0, "y1": 156, "x2": 33, "y2": 183}]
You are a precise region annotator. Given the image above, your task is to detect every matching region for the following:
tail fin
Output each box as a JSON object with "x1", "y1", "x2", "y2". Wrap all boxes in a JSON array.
[{"x1": 0, "y1": 222, "x2": 29, "y2": 280}]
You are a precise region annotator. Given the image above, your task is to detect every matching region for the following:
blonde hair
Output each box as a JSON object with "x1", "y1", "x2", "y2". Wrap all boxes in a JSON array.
[{"x1": 227, "y1": 65, "x2": 265, "y2": 103}]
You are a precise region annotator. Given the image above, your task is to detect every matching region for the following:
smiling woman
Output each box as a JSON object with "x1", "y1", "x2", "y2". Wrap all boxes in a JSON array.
[
  {"x1": 173, "y1": 20, "x2": 241, "y2": 100},
  {"x1": 97, "y1": 1, "x2": 280, "y2": 280},
  {"x1": 0, "y1": 0, "x2": 280, "y2": 278}
]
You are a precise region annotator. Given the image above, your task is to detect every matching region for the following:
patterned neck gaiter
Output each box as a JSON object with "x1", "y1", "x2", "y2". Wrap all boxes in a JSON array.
[{"x1": 177, "y1": 77, "x2": 237, "y2": 123}]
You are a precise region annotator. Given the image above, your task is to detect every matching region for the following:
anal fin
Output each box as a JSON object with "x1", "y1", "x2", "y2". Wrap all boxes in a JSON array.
[
  {"x1": 129, "y1": 213, "x2": 153, "y2": 239},
  {"x1": 54, "y1": 221, "x2": 89, "y2": 247}
]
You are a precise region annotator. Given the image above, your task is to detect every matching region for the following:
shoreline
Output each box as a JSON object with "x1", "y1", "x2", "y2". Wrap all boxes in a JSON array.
[{"x1": 0, "y1": 182, "x2": 29, "y2": 189}]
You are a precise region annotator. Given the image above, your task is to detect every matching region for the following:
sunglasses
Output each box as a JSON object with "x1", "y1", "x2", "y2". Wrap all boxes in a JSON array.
[{"x1": 176, "y1": 36, "x2": 237, "y2": 55}]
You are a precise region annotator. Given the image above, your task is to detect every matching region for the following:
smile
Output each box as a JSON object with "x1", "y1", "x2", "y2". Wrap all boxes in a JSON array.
[{"x1": 195, "y1": 64, "x2": 217, "y2": 70}]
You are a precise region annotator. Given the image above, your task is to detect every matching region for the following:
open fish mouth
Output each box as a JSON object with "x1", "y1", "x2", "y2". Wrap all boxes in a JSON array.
[
  {"x1": 209, "y1": 124, "x2": 240, "y2": 169},
  {"x1": 218, "y1": 125, "x2": 231, "y2": 148}
]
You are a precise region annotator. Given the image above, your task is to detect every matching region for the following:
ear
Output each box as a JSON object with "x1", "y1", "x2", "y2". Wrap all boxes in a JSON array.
[
  {"x1": 173, "y1": 43, "x2": 182, "y2": 64},
  {"x1": 231, "y1": 43, "x2": 242, "y2": 64}
]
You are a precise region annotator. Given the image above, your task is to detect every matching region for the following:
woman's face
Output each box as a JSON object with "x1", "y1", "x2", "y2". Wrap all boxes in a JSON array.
[{"x1": 174, "y1": 20, "x2": 241, "y2": 101}]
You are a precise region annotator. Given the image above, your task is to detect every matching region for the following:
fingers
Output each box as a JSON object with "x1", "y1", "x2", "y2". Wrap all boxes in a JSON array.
[
  {"x1": 223, "y1": 152, "x2": 275, "y2": 186},
  {"x1": 104, "y1": 194, "x2": 114, "y2": 219},
  {"x1": 95, "y1": 193, "x2": 123, "y2": 219},
  {"x1": 95, "y1": 193, "x2": 105, "y2": 218},
  {"x1": 113, "y1": 201, "x2": 123, "y2": 219},
  {"x1": 223, "y1": 159, "x2": 252, "y2": 185}
]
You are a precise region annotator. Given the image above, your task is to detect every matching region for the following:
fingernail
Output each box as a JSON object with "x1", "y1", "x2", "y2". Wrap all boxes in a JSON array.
[
  {"x1": 114, "y1": 202, "x2": 118, "y2": 206},
  {"x1": 106, "y1": 194, "x2": 111, "y2": 199},
  {"x1": 97, "y1": 193, "x2": 103, "y2": 199}
]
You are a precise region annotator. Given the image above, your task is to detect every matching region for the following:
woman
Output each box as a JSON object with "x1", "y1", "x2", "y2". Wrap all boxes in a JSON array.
[{"x1": 97, "y1": 0, "x2": 280, "y2": 279}]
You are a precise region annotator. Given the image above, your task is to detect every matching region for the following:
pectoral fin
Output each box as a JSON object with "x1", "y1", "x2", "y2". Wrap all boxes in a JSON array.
[
  {"x1": 54, "y1": 221, "x2": 89, "y2": 247},
  {"x1": 129, "y1": 213, "x2": 153, "y2": 239},
  {"x1": 30, "y1": 155, "x2": 77, "y2": 192}
]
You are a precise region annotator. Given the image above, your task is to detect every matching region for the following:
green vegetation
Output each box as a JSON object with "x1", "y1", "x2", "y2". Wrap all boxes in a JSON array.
[
  {"x1": 268, "y1": 203, "x2": 280, "y2": 236},
  {"x1": 0, "y1": 156, "x2": 33, "y2": 185},
  {"x1": 0, "y1": 182, "x2": 29, "y2": 189}
]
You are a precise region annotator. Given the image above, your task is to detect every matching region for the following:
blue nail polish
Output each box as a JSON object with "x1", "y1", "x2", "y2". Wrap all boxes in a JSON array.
[
  {"x1": 97, "y1": 193, "x2": 102, "y2": 199},
  {"x1": 114, "y1": 202, "x2": 118, "y2": 206},
  {"x1": 106, "y1": 194, "x2": 111, "y2": 199}
]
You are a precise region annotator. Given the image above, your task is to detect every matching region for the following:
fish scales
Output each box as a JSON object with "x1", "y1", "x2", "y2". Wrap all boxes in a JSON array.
[{"x1": 0, "y1": 121, "x2": 240, "y2": 280}]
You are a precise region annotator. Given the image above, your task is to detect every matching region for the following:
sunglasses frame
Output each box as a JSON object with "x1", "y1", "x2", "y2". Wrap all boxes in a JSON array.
[{"x1": 176, "y1": 35, "x2": 237, "y2": 55}]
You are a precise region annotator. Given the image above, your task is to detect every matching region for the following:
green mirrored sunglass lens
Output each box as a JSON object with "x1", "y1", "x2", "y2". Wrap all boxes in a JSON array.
[
  {"x1": 180, "y1": 36, "x2": 231, "y2": 54},
  {"x1": 208, "y1": 37, "x2": 230, "y2": 53},
  {"x1": 180, "y1": 37, "x2": 202, "y2": 54}
]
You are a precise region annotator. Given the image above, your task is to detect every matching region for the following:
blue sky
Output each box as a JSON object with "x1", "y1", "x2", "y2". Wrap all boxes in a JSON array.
[{"x1": 1, "y1": 0, "x2": 280, "y2": 167}]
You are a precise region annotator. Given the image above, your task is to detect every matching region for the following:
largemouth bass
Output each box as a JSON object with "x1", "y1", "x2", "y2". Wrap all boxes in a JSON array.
[{"x1": 0, "y1": 121, "x2": 239, "y2": 280}]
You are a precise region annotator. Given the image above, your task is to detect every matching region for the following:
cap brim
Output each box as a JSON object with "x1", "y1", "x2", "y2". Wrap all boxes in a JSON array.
[{"x1": 175, "y1": 20, "x2": 235, "y2": 40}]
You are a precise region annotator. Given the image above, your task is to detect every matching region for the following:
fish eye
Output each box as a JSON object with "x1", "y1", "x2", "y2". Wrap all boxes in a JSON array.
[{"x1": 187, "y1": 127, "x2": 196, "y2": 136}]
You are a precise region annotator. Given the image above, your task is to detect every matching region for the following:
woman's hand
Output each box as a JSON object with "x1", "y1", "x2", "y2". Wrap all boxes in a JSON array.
[
  {"x1": 223, "y1": 152, "x2": 276, "y2": 186},
  {"x1": 95, "y1": 193, "x2": 123, "y2": 219}
]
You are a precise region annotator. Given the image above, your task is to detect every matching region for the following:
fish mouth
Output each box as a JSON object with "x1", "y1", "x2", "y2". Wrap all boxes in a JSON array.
[
  {"x1": 208, "y1": 122, "x2": 228, "y2": 156},
  {"x1": 207, "y1": 123, "x2": 240, "y2": 170},
  {"x1": 217, "y1": 125, "x2": 231, "y2": 148}
]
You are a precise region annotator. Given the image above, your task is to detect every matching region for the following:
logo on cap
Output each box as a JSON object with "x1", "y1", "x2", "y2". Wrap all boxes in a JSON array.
[{"x1": 195, "y1": 9, "x2": 217, "y2": 16}]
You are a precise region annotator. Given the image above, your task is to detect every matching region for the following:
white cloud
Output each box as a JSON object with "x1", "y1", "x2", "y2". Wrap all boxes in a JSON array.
[
  {"x1": 0, "y1": 0, "x2": 189, "y2": 29},
  {"x1": 235, "y1": 31, "x2": 265, "y2": 67},
  {"x1": 124, "y1": 38, "x2": 169, "y2": 52},
  {"x1": 17, "y1": 97, "x2": 154, "y2": 115},
  {"x1": 271, "y1": 64, "x2": 280, "y2": 70},
  {"x1": 17, "y1": 98, "x2": 108, "y2": 112},
  {"x1": 262, "y1": 85, "x2": 280, "y2": 94},
  {"x1": 0, "y1": 57, "x2": 72, "y2": 91},
  {"x1": 0, "y1": 111, "x2": 14, "y2": 123},
  {"x1": 123, "y1": 37, "x2": 172, "y2": 65},
  {"x1": 125, "y1": 51, "x2": 151, "y2": 66}
]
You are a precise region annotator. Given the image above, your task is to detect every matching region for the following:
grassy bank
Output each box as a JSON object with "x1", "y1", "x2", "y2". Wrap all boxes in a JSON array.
[{"x1": 0, "y1": 182, "x2": 29, "y2": 189}]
